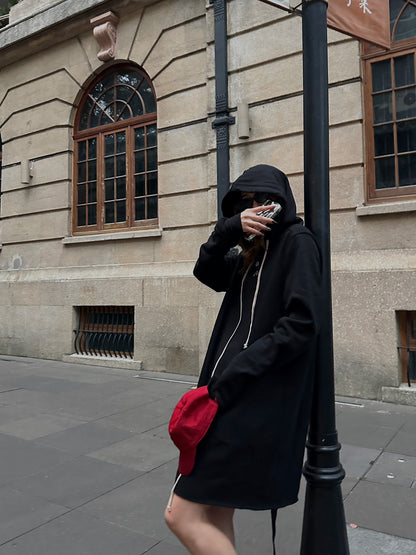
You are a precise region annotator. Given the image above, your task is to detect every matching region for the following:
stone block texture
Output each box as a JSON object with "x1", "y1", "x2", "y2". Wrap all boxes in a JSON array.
[{"x1": 0, "y1": 0, "x2": 415, "y2": 401}]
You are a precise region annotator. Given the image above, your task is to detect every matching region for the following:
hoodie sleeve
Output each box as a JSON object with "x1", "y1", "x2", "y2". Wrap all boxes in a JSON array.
[
  {"x1": 208, "y1": 231, "x2": 322, "y2": 408},
  {"x1": 193, "y1": 215, "x2": 244, "y2": 292}
]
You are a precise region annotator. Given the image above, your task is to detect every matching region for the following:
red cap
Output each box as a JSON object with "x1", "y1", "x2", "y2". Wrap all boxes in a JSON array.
[{"x1": 169, "y1": 385, "x2": 219, "y2": 476}]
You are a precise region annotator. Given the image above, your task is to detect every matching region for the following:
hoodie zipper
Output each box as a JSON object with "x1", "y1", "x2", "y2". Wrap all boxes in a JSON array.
[
  {"x1": 243, "y1": 239, "x2": 269, "y2": 349},
  {"x1": 210, "y1": 239, "x2": 269, "y2": 377}
]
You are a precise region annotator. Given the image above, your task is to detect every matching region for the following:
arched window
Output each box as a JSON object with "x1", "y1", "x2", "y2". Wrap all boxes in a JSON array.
[
  {"x1": 363, "y1": 1, "x2": 416, "y2": 202},
  {"x1": 73, "y1": 65, "x2": 157, "y2": 233}
]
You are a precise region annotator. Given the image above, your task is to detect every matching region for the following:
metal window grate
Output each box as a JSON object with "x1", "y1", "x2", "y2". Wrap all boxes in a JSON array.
[
  {"x1": 74, "y1": 306, "x2": 134, "y2": 359},
  {"x1": 397, "y1": 310, "x2": 416, "y2": 386}
]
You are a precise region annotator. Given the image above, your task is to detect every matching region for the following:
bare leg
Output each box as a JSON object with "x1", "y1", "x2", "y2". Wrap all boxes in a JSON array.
[{"x1": 165, "y1": 494, "x2": 237, "y2": 555}]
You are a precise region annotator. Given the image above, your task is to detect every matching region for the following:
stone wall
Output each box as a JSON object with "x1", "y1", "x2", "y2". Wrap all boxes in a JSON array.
[{"x1": 0, "y1": 0, "x2": 415, "y2": 400}]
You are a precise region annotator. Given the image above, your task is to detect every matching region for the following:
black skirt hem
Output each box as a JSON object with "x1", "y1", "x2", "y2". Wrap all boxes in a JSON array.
[{"x1": 174, "y1": 488, "x2": 298, "y2": 512}]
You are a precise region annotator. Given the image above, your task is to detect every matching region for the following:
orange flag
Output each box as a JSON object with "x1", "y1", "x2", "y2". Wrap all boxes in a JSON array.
[{"x1": 327, "y1": 0, "x2": 391, "y2": 49}]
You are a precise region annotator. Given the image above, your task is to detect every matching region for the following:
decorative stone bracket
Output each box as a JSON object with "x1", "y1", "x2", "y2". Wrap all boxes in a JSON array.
[{"x1": 90, "y1": 11, "x2": 120, "y2": 62}]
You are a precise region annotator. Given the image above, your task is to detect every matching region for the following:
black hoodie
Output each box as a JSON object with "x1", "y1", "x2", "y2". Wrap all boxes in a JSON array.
[{"x1": 174, "y1": 164, "x2": 322, "y2": 510}]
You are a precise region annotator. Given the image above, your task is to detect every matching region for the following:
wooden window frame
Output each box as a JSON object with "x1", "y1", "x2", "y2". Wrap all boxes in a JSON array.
[
  {"x1": 362, "y1": 2, "x2": 416, "y2": 204},
  {"x1": 397, "y1": 310, "x2": 416, "y2": 384},
  {"x1": 72, "y1": 64, "x2": 158, "y2": 235}
]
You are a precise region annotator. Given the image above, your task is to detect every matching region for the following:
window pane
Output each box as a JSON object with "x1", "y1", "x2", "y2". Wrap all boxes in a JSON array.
[
  {"x1": 135, "y1": 127, "x2": 145, "y2": 150},
  {"x1": 148, "y1": 196, "x2": 158, "y2": 219},
  {"x1": 148, "y1": 171, "x2": 158, "y2": 195},
  {"x1": 147, "y1": 147, "x2": 157, "y2": 171},
  {"x1": 373, "y1": 93, "x2": 393, "y2": 123},
  {"x1": 135, "y1": 150, "x2": 145, "y2": 173},
  {"x1": 105, "y1": 156, "x2": 115, "y2": 178},
  {"x1": 88, "y1": 204, "x2": 97, "y2": 225},
  {"x1": 117, "y1": 70, "x2": 141, "y2": 88},
  {"x1": 374, "y1": 124, "x2": 394, "y2": 156},
  {"x1": 375, "y1": 157, "x2": 395, "y2": 189},
  {"x1": 390, "y1": 0, "x2": 403, "y2": 25},
  {"x1": 105, "y1": 180, "x2": 114, "y2": 200},
  {"x1": 135, "y1": 174, "x2": 145, "y2": 197},
  {"x1": 116, "y1": 131, "x2": 126, "y2": 154},
  {"x1": 135, "y1": 198, "x2": 146, "y2": 220},
  {"x1": 105, "y1": 202, "x2": 115, "y2": 223},
  {"x1": 139, "y1": 81, "x2": 156, "y2": 113},
  {"x1": 79, "y1": 97, "x2": 94, "y2": 131},
  {"x1": 88, "y1": 161, "x2": 96, "y2": 181},
  {"x1": 88, "y1": 182, "x2": 97, "y2": 203},
  {"x1": 129, "y1": 94, "x2": 144, "y2": 117},
  {"x1": 116, "y1": 84, "x2": 134, "y2": 103},
  {"x1": 78, "y1": 162, "x2": 86, "y2": 183},
  {"x1": 78, "y1": 140, "x2": 87, "y2": 161},
  {"x1": 116, "y1": 154, "x2": 126, "y2": 176},
  {"x1": 116, "y1": 201, "x2": 126, "y2": 222},
  {"x1": 397, "y1": 120, "x2": 416, "y2": 152},
  {"x1": 78, "y1": 206, "x2": 86, "y2": 226},
  {"x1": 116, "y1": 101, "x2": 132, "y2": 121},
  {"x1": 372, "y1": 60, "x2": 391, "y2": 92},
  {"x1": 92, "y1": 73, "x2": 114, "y2": 99},
  {"x1": 398, "y1": 153, "x2": 416, "y2": 186},
  {"x1": 90, "y1": 103, "x2": 104, "y2": 128},
  {"x1": 394, "y1": 4, "x2": 416, "y2": 41},
  {"x1": 105, "y1": 134, "x2": 115, "y2": 156},
  {"x1": 100, "y1": 112, "x2": 113, "y2": 126},
  {"x1": 88, "y1": 138, "x2": 97, "y2": 159},
  {"x1": 373, "y1": 92, "x2": 393, "y2": 123},
  {"x1": 99, "y1": 87, "x2": 115, "y2": 111},
  {"x1": 396, "y1": 87, "x2": 416, "y2": 120},
  {"x1": 394, "y1": 54, "x2": 415, "y2": 88},
  {"x1": 147, "y1": 124, "x2": 157, "y2": 147},
  {"x1": 78, "y1": 184, "x2": 86, "y2": 204},
  {"x1": 116, "y1": 177, "x2": 126, "y2": 199}
]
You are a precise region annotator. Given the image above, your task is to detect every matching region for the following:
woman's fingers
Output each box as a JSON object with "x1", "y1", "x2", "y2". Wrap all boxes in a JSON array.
[{"x1": 240, "y1": 206, "x2": 277, "y2": 235}]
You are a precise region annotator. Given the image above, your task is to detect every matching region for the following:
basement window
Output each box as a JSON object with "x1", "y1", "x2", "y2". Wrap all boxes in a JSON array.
[
  {"x1": 397, "y1": 310, "x2": 416, "y2": 385},
  {"x1": 74, "y1": 306, "x2": 134, "y2": 359}
]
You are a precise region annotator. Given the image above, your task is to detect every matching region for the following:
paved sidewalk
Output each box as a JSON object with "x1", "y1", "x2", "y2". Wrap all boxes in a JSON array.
[{"x1": 0, "y1": 355, "x2": 416, "y2": 554}]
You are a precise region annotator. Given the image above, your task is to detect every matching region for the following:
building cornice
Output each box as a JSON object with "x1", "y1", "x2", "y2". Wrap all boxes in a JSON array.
[{"x1": 0, "y1": 0, "x2": 157, "y2": 68}]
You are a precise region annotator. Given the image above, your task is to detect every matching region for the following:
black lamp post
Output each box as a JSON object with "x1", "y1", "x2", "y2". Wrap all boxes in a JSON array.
[
  {"x1": 300, "y1": 1, "x2": 350, "y2": 553},
  {"x1": 210, "y1": 0, "x2": 235, "y2": 218}
]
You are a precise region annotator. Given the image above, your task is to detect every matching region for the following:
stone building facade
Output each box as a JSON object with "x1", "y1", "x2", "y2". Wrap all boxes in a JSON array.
[{"x1": 0, "y1": 0, "x2": 415, "y2": 403}]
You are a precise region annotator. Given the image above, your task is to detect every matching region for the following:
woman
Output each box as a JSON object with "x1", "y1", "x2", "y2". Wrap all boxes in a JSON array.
[{"x1": 165, "y1": 164, "x2": 322, "y2": 554}]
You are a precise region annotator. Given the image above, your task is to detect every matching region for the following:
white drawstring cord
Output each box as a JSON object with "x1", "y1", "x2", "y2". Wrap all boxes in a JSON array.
[
  {"x1": 210, "y1": 265, "x2": 251, "y2": 378},
  {"x1": 243, "y1": 239, "x2": 269, "y2": 349},
  {"x1": 167, "y1": 473, "x2": 182, "y2": 512}
]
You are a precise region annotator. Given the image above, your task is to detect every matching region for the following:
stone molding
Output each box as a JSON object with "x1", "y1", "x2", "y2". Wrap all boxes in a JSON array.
[
  {"x1": 62, "y1": 228, "x2": 163, "y2": 245},
  {"x1": 356, "y1": 200, "x2": 416, "y2": 217},
  {"x1": 90, "y1": 11, "x2": 120, "y2": 62}
]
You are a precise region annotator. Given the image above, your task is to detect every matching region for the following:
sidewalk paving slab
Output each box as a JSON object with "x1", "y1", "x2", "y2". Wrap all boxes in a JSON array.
[{"x1": 1, "y1": 355, "x2": 416, "y2": 554}]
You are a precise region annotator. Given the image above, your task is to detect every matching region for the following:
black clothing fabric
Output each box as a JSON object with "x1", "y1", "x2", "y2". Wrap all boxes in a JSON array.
[{"x1": 175, "y1": 164, "x2": 322, "y2": 510}]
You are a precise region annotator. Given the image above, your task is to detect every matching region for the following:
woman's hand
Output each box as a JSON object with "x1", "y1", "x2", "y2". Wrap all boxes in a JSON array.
[{"x1": 240, "y1": 205, "x2": 277, "y2": 237}]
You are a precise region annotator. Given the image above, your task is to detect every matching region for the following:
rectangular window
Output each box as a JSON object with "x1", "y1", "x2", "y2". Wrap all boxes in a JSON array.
[
  {"x1": 397, "y1": 310, "x2": 416, "y2": 385},
  {"x1": 364, "y1": 51, "x2": 416, "y2": 200},
  {"x1": 363, "y1": 1, "x2": 416, "y2": 202},
  {"x1": 74, "y1": 306, "x2": 134, "y2": 359}
]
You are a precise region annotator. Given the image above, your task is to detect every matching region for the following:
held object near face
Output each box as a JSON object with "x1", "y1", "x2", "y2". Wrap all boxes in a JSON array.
[{"x1": 247, "y1": 200, "x2": 282, "y2": 241}]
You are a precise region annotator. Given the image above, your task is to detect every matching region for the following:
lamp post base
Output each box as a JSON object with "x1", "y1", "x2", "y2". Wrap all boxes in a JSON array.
[{"x1": 300, "y1": 441, "x2": 350, "y2": 555}]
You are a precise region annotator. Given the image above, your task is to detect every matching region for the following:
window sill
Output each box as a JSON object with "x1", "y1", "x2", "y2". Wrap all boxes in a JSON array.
[
  {"x1": 356, "y1": 200, "x2": 416, "y2": 217},
  {"x1": 62, "y1": 228, "x2": 162, "y2": 245},
  {"x1": 63, "y1": 354, "x2": 143, "y2": 371}
]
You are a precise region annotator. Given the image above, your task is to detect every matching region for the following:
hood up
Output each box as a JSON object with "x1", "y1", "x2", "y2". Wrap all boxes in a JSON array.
[{"x1": 221, "y1": 164, "x2": 301, "y2": 229}]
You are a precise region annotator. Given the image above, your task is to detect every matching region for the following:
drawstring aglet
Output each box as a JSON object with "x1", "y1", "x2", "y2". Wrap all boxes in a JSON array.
[{"x1": 167, "y1": 473, "x2": 182, "y2": 512}]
